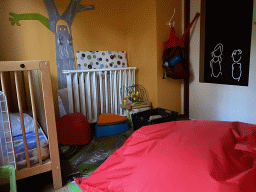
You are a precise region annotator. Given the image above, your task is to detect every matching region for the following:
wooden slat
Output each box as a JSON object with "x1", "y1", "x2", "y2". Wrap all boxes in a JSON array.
[
  {"x1": 0, "y1": 61, "x2": 40, "y2": 72},
  {"x1": 39, "y1": 61, "x2": 62, "y2": 190},
  {"x1": 16, "y1": 159, "x2": 52, "y2": 180},
  {"x1": 27, "y1": 71, "x2": 42, "y2": 165},
  {"x1": 14, "y1": 71, "x2": 31, "y2": 169}
]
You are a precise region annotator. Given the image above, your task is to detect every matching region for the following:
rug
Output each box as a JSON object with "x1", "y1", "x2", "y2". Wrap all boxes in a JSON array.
[{"x1": 66, "y1": 128, "x2": 134, "y2": 192}]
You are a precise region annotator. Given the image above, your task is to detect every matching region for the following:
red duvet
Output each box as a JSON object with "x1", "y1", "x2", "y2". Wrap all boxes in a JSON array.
[{"x1": 75, "y1": 120, "x2": 256, "y2": 192}]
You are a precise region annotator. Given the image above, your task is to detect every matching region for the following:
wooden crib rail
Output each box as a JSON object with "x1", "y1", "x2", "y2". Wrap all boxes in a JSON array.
[{"x1": 0, "y1": 60, "x2": 62, "y2": 189}]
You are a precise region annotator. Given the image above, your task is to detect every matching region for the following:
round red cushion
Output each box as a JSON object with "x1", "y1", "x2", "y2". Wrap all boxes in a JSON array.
[{"x1": 56, "y1": 113, "x2": 92, "y2": 145}]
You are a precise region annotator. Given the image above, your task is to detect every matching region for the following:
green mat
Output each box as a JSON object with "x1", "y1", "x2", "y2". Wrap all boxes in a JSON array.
[{"x1": 67, "y1": 129, "x2": 133, "y2": 191}]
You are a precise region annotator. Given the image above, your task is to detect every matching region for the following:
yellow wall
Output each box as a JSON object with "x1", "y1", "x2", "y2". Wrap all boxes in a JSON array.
[
  {"x1": 126, "y1": 0, "x2": 158, "y2": 108},
  {"x1": 0, "y1": 0, "x2": 182, "y2": 117},
  {"x1": 156, "y1": 0, "x2": 182, "y2": 113}
]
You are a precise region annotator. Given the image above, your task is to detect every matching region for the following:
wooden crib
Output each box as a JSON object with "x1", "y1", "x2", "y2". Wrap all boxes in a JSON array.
[{"x1": 0, "y1": 60, "x2": 62, "y2": 189}]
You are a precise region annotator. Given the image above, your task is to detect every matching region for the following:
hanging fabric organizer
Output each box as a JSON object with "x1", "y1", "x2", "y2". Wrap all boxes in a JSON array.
[{"x1": 162, "y1": 12, "x2": 200, "y2": 79}]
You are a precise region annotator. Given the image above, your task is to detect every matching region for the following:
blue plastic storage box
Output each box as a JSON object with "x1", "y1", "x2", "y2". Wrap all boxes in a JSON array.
[{"x1": 95, "y1": 122, "x2": 130, "y2": 137}]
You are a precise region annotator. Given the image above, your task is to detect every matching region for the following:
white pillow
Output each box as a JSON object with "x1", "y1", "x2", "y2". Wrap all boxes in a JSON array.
[
  {"x1": 10, "y1": 113, "x2": 36, "y2": 137},
  {"x1": 57, "y1": 88, "x2": 69, "y2": 116}
]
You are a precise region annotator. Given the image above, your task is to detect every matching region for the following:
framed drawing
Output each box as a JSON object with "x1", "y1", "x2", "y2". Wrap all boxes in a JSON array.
[{"x1": 199, "y1": 0, "x2": 254, "y2": 86}]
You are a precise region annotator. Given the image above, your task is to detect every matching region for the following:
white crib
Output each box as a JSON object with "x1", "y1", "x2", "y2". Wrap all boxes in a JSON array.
[{"x1": 63, "y1": 67, "x2": 136, "y2": 123}]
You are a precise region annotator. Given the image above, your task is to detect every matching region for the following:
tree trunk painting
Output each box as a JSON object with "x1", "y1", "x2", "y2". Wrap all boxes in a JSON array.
[{"x1": 9, "y1": 0, "x2": 94, "y2": 89}]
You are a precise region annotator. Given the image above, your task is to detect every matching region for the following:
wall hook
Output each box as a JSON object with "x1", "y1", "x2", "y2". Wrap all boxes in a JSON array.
[{"x1": 166, "y1": 8, "x2": 175, "y2": 27}]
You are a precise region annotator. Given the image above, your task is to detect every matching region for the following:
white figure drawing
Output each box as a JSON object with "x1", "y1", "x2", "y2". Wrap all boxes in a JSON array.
[
  {"x1": 231, "y1": 49, "x2": 242, "y2": 81},
  {"x1": 210, "y1": 43, "x2": 223, "y2": 78}
]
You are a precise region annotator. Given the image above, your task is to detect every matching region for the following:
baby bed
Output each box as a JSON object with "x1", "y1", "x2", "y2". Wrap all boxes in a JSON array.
[
  {"x1": 0, "y1": 60, "x2": 62, "y2": 190},
  {"x1": 62, "y1": 67, "x2": 136, "y2": 123}
]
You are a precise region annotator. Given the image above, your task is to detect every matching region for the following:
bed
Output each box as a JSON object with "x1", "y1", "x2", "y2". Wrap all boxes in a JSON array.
[
  {"x1": 74, "y1": 120, "x2": 256, "y2": 192},
  {"x1": 0, "y1": 60, "x2": 62, "y2": 190},
  {"x1": 10, "y1": 112, "x2": 50, "y2": 170}
]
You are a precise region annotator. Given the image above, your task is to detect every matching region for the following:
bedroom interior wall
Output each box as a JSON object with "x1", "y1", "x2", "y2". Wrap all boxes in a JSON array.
[
  {"x1": 126, "y1": 0, "x2": 182, "y2": 113},
  {"x1": 0, "y1": 0, "x2": 128, "y2": 117},
  {"x1": 156, "y1": 0, "x2": 182, "y2": 113},
  {"x1": 189, "y1": 0, "x2": 256, "y2": 124},
  {"x1": 0, "y1": 0, "x2": 182, "y2": 117},
  {"x1": 125, "y1": 0, "x2": 158, "y2": 109}
]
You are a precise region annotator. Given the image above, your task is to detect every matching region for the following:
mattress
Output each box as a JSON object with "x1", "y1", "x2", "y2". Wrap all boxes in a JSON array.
[{"x1": 13, "y1": 128, "x2": 50, "y2": 169}]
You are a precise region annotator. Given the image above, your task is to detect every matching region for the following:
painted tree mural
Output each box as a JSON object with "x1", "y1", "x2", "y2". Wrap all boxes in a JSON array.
[{"x1": 9, "y1": 0, "x2": 94, "y2": 89}]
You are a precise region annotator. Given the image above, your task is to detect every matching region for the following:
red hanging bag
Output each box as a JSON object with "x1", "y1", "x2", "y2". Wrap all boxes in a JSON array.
[{"x1": 163, "y1": 13, "x2": 200, "y2": 79}]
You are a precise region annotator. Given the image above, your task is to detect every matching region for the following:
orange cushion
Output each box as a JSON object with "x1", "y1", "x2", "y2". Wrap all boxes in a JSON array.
[{"x1": 97, "y1": 113, "x2": 128, "y2": 126}]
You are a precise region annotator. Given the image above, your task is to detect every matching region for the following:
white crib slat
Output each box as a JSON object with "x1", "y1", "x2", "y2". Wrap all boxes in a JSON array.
[
  {"x1": 119, "y1": 70, "x2": 124, "y2": 116},
  {"x1": 99, "y1": 73, "x2": 104, "y2": 114},
  {"x1": 128, "y1": 70, "x2": 132, "y2": 87},
  {"x1": 132, "y1": 69, "x2": 135, "y2": 85},
  {"x1": 114, "y1": 70, "x2": 118, "y2": 114},
  {"x1": 67, "y1": 73, "x2": 74, "y2": 114},
  {"x1": 14, "y1": 71, "x2": 31, "y2": 168},
  {"x1": 118, "y1": 70, "x2": 122, "y2": 115},
  {"x1": 110, "y1": 71, "x2": 113, "y2": 113},
  {"x1": 124, "y1": 70, "x2": 127, "y2": 89},
  {"x1": 85, "y1": 72, "x2": 92, "y2": 122},
  {"x1": 27, "y1": 71, "x2": 42, "y2": 165},
  {"x1": 73, "y1": 73, "x2": 80, "y2": 113},
  {"x1": 79, "y1": 72, "x2": 86, "y2": 117},
  {"x1": 92, "y1": 72, "x2": 97, "y2": 122},
  {"x1": 105, "y1": 72, "x2": 108, "y2": 113}
]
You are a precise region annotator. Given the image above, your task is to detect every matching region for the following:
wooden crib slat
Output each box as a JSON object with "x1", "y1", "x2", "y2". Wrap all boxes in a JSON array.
[
  {"x1": 40, "y1": 61, "x2": 62, "y2": 189},
  {"x1": 27, "y1": 71, "x2": 42, "y2": 165},
  {"x1": 0, "y1": 61, "x2": 40, "y2": 72},
  {"x1": 14, "y1": 71, "x2": 31, "y2": 168}
]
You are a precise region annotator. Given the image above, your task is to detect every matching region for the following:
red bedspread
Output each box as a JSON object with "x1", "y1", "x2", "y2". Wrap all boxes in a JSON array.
[{"x1": 75, "y1": 120, "x2": 256, "y2": 192}]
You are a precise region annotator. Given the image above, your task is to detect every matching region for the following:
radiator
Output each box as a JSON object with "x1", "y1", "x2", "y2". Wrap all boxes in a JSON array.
[{"x1": 63, "y1": 67, "x2": 136, "y2": 123}]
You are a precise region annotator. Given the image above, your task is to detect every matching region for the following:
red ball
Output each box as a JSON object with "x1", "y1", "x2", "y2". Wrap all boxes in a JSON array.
[{"x1": 56, "y1": 113, "x2": 92, "y2": 145}]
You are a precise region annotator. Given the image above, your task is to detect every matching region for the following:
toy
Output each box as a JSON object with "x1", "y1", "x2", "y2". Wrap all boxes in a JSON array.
[
  {"x1": 123, "y1": 85, "x2": 146, "y2": 103},
  {"x1": 56, "y1": 113, "x2": 92, "y2": 145},
  {"x1": 120, "y1": 84, "x2": 151, "y2": 110}
]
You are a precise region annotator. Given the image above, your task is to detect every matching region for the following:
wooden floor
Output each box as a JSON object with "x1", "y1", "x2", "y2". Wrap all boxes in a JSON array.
[{"x1": 15, "y1": 171, "x2": 72, "y2": 192}]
